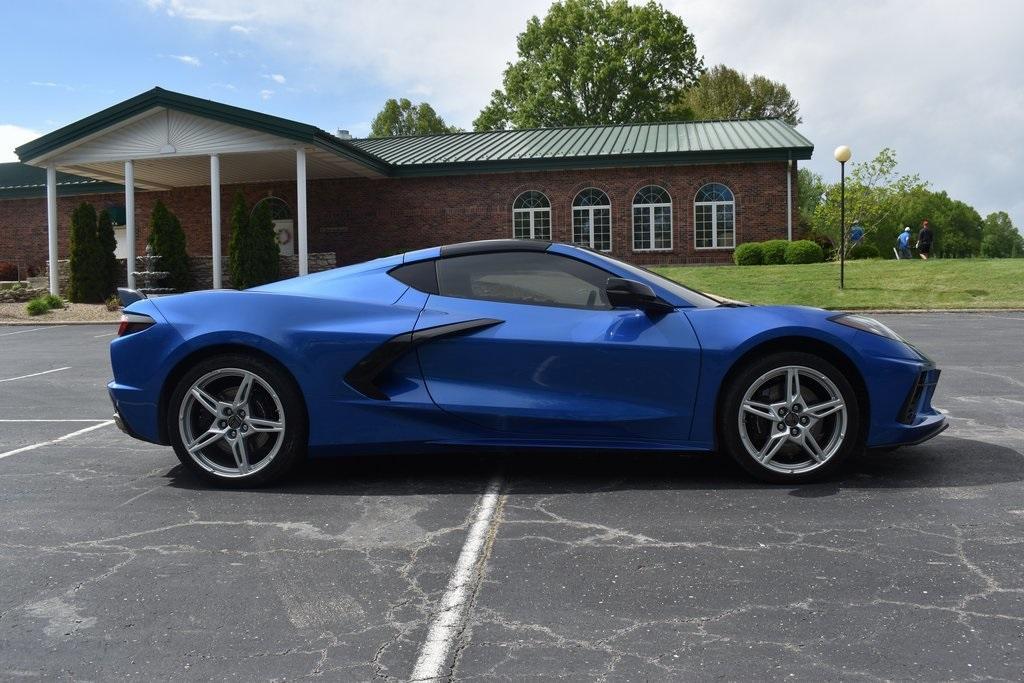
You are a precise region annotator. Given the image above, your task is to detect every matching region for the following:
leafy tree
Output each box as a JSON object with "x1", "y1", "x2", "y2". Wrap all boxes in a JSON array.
[
  {"x1": 980, "y1": 211, "x2": 1023, "y2": 258},
  {"x1": 474, "y1": 0, "x2": 703, "y2": 130},
  {"x1": 68, "y1": 202, "x2": 105, "y2": 303},
  {"x1": 229, "y1": 194, "x2": 281, "y2": 289},
  {"x1": 148, "y1": 200, "x2": 190, "y2": 291},
  {"x1": 97, "y1": 208, "x2": 118, "y2": 296},
  {"x1": 796, "y1": 168, "x2": 825, "y2": 236},
  {"x1": 674, "y1": 64, "x2": 801, "y2": 125},
  {"x1": 370, "y1": 98, "x2": 461, "y2": 137},
  {"x1": 812, "y1": 148, "x2": 925, "y2": 259}
]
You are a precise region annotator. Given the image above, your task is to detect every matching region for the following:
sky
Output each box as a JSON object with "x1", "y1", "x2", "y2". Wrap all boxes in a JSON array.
[{"x1": 1, "y1": 0, "x2": 1022, "y2": 229}]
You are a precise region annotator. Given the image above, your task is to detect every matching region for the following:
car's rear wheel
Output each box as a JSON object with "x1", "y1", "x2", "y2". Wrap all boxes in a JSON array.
[
  {"x1": 167, "y1": 353, "x2": 306, "y2": 487},
  {"x1": 719, "y1": 351, "x2": 862, "y2": 483}
]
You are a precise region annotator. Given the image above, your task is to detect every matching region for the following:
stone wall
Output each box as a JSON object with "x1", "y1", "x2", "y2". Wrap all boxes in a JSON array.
[
  {"x1": 188, "y1": 252, "x2": 336, "y2": 290},
  {"x1": 42, "y1": 252, "x2": 337, "y2": 294}
]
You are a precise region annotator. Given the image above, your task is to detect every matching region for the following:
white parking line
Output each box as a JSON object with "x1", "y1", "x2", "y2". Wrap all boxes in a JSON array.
[
  {"x1": 93, "y1": 332, "x2": 117, "y2": 338},
  {"x1": 0, "y1": 327, "x2": 60, "y2": 337},
  {"x1": 0, "y1": 419, "x2": 109, "y2": 422},
  {"x1": 410, "y1": 475, "x2": 505, "y2": 682},
  {"x1": 0, "y1": 367, "x2": 71, "y2": 383},
  {"x1": 0, "y1": 420, "x2": 114, "y2": 460}
]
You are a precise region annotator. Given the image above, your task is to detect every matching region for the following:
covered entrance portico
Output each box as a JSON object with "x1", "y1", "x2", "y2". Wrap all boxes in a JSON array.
[{"x1": 15, "y1": 88, "x2": 387, "y2": 295}]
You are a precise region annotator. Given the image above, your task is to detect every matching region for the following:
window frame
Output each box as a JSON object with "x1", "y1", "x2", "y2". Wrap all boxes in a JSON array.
[
  {"x1": 693, "y1": 183, "x2": 736, "y2": 250},
  {"x1": 511, "y1": 191, "x2": 552, "y2": 241},
  {"x1": 434, "y1": 250, "x2": 616, "y2": 311},
  {"x1": 571, "y1": 188, "x2": 612, "y2": 253},
  {"x1": 631, "y1": 185, "x2": 673, "y2": 252}
]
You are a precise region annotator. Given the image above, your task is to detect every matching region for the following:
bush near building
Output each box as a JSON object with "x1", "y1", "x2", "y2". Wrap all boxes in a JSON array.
[
  {"x1": 733, "y1": 243, "x2": 763, "y2": 266},
  {"x1": 97, "y1": 209, "x2": 119, "y2": 296},
  {"x1": 148, "y1": 200, "x2": 190, "y2": 292},
  {"x1": 229, "y1": 193, "x2": 280, "y2": 289},
  {"x1": 761, "y1": 239, "x2": 789, "y2": 265},
  {"x1": 68, "y1": 202, "x2": 109, "y2": 303},
  {"x1": 784, "y1": 240, "x2": 825, "y2": 264}
]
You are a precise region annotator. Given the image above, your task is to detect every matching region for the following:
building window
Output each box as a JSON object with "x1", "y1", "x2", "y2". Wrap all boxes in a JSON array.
[
  {"x1": 632, "y1": 185, "x2": 672, "y2": 251},
  {"x1": 694, "y1": 183, "x2": 735, "y2": 249},
  {"x1": 572, "y1": 188, "x2": 611, "y2": 252},
  {"x1": 512, "y1": 191, "x2": 551, "y2": 240}
]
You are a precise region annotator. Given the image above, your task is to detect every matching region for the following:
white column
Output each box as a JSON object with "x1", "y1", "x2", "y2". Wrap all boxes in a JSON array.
[
  {"x1": 296, "y1": 147, "x2": 308, "y2": 276},
  {"x1": 210, "y1": 154, "x2": 222, "y2": 289},
  {"x1": 786, "y1": 158, "x2": 793, "y2": 242},
  {"x1": 46, "y1": 165, "x2": 59, "y2": 295},
  {"x1": 125, "y1": 160, "x2": 136, "y2": 290}
]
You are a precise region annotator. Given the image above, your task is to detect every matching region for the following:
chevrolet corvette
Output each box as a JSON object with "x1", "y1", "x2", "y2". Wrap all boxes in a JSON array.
[{"x1": 109, "y1": 239, "x2": 945, "y2": 486}]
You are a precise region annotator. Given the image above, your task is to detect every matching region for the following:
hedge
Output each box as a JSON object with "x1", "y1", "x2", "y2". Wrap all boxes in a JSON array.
[
  {"x1": 733, "y1": 242, "x2": 763, "y2": 266},
  {"x1": 761, "y1": 239, "x2": 789, "y2": 265},
  {"x1": 849, "y1": 243, "x2": 881, "y2": 260},
  {"x1": 784, "y1": 240, "x2": 825, "y2": 264}
]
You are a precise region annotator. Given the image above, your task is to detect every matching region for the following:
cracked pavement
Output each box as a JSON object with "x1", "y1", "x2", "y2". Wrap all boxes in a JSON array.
[{"x1": 1, "y1": 313, "x2": 1022, "y2": 680}]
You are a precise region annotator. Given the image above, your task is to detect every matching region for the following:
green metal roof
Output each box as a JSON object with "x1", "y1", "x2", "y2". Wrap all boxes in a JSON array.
[
  {"x1": 12, "y1": 87, "x2": 813, "y2": 186},
  {"x1": 351, "y1": 119, "x2": 813, "y2": 176},
  {"x1": 0, "y1": 162, "x2": 123, "y2": 199}
]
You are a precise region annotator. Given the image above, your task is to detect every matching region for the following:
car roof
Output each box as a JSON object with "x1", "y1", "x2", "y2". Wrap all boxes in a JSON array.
[{"x1": 437, "y1": 239, "x2": 552, "y2": 258}]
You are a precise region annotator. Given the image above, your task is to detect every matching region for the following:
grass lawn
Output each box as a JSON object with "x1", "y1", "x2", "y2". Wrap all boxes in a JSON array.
[{"x1": 653, "y1": 258, "x2": 1024, "y2": 310}]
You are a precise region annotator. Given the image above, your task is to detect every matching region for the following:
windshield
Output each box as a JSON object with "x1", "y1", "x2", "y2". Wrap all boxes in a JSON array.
[{"x1": 581, "y1": 249, "x2": 725, "y2": 308}]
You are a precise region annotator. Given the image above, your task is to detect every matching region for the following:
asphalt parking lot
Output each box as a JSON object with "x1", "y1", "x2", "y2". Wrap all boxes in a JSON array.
[{"x1": 1, "y1": 313, "x2": 1022, "y2": 681}]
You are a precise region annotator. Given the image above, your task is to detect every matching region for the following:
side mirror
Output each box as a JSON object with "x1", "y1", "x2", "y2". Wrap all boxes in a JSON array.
[{"x1": 605, "y1": 277, "x2": 674, "y2": 315}]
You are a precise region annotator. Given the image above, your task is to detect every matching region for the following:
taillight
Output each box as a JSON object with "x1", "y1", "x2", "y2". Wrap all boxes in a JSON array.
[{"x1": 117, "y1": 312, "x2": 155, "y2": 337}]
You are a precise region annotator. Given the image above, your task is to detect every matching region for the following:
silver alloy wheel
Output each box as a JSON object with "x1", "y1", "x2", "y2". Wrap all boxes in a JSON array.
[
  {"x1": 178, "y1": 368, "x2": 286, "y2": 479},
  {"x1": 736, "y1": 365, "x2": 848, "y2": 475}
]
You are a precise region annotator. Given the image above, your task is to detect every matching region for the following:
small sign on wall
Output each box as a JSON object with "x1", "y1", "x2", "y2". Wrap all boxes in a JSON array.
[{"x1": 273, "y1": 219, "x2": 294, "y2": 256}]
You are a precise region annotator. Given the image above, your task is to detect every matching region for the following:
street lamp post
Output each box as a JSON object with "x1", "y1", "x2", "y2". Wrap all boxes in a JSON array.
[{"x1": 834, "y1": 145, "x2": 852, "y2": 289}]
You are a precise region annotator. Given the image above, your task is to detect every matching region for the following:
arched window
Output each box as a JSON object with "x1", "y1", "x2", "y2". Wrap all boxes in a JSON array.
[
  {"x1": 694, "y1": 183, "x2": 735, "y2": 249},
  {"x1": 632, "y1": 185, "x2": 672, "y2": 251},
  {"x1": 512, "y1": 191, "x2": 551, "y2": 240},
  {"x1": 572, "y1": 188, "x2": 611, "y2": 252}
]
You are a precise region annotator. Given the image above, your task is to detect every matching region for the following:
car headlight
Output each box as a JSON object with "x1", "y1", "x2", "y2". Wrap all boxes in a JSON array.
[{"x1": 829, "y1": 313, "x2": 906, "y2": 342}]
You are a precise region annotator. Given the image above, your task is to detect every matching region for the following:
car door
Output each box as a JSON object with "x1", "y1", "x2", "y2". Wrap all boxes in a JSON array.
[{"x1": 413, "y1": 250, "x2": 702, "y2": 444}]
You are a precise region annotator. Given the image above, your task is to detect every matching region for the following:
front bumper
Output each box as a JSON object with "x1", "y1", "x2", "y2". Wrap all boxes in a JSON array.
[{"x1": 867, "y1": 364, "x2": 947, "y2": 448}]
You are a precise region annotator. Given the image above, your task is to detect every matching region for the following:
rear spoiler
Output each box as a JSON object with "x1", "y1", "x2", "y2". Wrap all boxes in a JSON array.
[{"x1": 117, "y1": 288, "x2": 147, "y2": 307}]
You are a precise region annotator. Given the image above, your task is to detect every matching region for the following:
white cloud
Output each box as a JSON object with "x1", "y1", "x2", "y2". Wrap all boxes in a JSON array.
[
  {"x1": 229, "y1": 24, "x2": 252, "y2": 34},
  {"x1": 147, "y1": 0, "x2": 1024, "y2": 228},
  {"x1": 263, "y1": 73, "x2": 286, "y2": 84},
  {"x1": 0, "y1": 124, "x2": 42, "y2": 162},
  {"x1": 168, "y1": 54, "x2": 202, "y2": 67},
  {"x1": 29, "y1": 81, "x2": 74, "y2": 90},
  {"x1": 259, "y1": 89, "x2": 274, "y2": 101}
]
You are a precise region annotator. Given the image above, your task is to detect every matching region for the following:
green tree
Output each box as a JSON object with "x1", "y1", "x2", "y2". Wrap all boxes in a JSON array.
[
  {"x1": 148, "y1": 200, "x2": 190, "y2": 291},
  {"x1": 96, "y1": 208, "x2": 118, "y2": 296},
  {"x1": 674, "y1": 64, "x2": 802, "y2": 125},
  {"x1": 370, "y1": 98, "x2": 461, "y2": 137},
  {"x1": 980, "y1": 211, "x2": 1023, "y2": 258},
  {"x1": 813, "y1": 148, "x2": 925, "y2": 259},
  {"x1": 796, "y1": 168, "x2": 825, "y2": 236},
  {"x1": 474, "y1": 0, "x2": 703, "y2": 130},
  {"x1": 68, "y1": 202, "x2": 105, "y2": 302},
  {"x1": 228, "y1": 194, "x2": 281, "y2": 289}
]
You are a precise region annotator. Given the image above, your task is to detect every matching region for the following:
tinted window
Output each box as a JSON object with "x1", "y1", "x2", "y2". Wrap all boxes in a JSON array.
[
  {"x1": 436, "y1": 252, "x2": 612, "y2": 309},
  {"x1": 389, "y1": 260, "x2": 439, "y2": 293}
]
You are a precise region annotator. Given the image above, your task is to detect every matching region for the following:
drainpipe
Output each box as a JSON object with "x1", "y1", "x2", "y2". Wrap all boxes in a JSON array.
[{"x1": 787, "y1": 154, "x2": 793, "y2": 241}]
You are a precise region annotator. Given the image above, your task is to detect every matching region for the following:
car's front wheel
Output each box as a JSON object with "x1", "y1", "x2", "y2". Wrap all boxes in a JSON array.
[
  {"x1": 167, "y1": 353, "x2": 307, "y2": 487},
  {"x1": 719, "y1": 352, "x2": 862, "y2": 483}
]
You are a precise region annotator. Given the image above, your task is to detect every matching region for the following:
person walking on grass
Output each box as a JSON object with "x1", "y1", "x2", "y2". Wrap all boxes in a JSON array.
[
  {"x1": 896, "y1": 226, "x2": 913, "y2": 260},
  {"x1": 917, "y1": 219, "x2": 933, "y2": 260}
]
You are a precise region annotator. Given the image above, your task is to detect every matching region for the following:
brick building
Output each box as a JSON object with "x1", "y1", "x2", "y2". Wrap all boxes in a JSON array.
[{"x1": 1, "y1": 87, "x2": 813, "y2": 294}]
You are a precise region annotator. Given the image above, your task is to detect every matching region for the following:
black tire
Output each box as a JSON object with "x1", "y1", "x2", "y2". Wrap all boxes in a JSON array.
[
  {"x1": 718, "y1": 351, "x2": 862, "y2": 484},
  {"x1": 166, "y1": 352, "x2": 307, "y2": 487}
]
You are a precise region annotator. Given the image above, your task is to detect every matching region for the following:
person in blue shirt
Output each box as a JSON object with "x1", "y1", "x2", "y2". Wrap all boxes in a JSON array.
[{"x1": 896, "y1": 227, "x2": 912, "y2": 259}]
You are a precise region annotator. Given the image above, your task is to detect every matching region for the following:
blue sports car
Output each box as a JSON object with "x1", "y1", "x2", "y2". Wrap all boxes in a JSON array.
[{"x1": 109, "y1": 239, "x2": 946, "y2": 486}]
